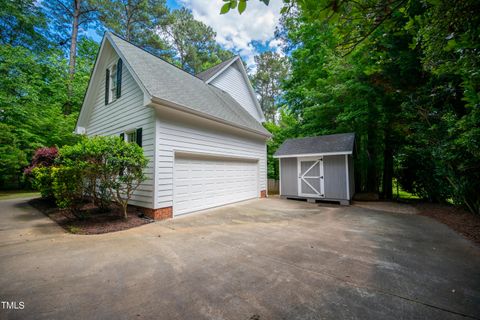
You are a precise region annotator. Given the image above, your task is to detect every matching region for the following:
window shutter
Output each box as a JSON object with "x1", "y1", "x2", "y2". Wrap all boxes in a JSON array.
[
  {"x1": 119, "y1": 133, "x2": 124, "y2": 140},
  {"x1": 105, "y1": 68, "x2": 110, "y2": 105},
  {"x1": 116, "y1": 58, "x2": 122, "y2": 99},
  {"x1": 136, "y1": 128, "x2": 142, "y2": 147}
]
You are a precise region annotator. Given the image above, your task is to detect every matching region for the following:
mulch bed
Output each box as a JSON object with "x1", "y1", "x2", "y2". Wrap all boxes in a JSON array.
[
  {"x1": 29, "y1": 198, "x2": 152, "y2": 235},
  {"x1": 416, "y1": 202, "x2": 480, "y2": 246}
]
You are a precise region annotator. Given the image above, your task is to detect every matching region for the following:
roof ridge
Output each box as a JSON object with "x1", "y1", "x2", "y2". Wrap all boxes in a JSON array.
[
  {"x1": 286, "y1": 133, "x2": 355, "y2": 140},
  {"x1": 107, "y1": 31, "x2": 205, "y2": 81}
]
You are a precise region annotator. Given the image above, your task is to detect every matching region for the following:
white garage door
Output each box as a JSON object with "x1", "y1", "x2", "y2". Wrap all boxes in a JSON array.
[{"x1": 174, "y1": 154, "x2": 259, "y2": 216}]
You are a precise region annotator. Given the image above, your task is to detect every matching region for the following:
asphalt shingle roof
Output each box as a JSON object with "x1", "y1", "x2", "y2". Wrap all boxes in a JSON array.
[
  {"x1": 274, "y1": 133, "x2": 355, "y2": 157},
  {"x1": 108, "y1": 33, "x2": 269, "y2": 136},
  {"x1": 196, "y1": 56, "x2": 238, "y2": 81}
]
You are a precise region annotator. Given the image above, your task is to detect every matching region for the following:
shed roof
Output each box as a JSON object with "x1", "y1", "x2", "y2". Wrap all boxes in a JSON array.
[
  {"x1": 107, "y1": 33, "x2": 270, "y2": 137},
  {"x1": 274, "y1": 133, "x2": 355, "y2": 157}
]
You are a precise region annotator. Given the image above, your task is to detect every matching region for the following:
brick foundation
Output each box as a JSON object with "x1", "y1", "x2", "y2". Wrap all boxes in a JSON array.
[
  {"x1": 260, "y1": 190, "x2": 267, "y2": 198},
  {"x1": 141, "y1": 206, "x2": 173, "y2": 220}
]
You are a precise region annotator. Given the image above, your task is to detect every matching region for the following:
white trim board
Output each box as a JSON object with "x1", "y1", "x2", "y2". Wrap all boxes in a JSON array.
[
  {"x1": 345, "y1": 154, "x2": 350, "y2": 200},
  {"x1": 274, "y1": 151, "x2": 352, "y2": 158},
  {"x1": 173, "y1": 149, "x2": 260, "y2": 161}
]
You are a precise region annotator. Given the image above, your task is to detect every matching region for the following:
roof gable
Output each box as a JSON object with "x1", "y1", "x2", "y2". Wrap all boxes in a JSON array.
[
  {"x1": 274, "y1": 133, "x2": 356, "y2": 157},
  {"x1": 196, "y1": 57, "x2": 265, "y2": 123},
  {"x1": 77, "y1": 32, "x2": 270, "y2": 137},
  {"x1": 196, "y1": 56, "x2": 237, "y2": 82}
]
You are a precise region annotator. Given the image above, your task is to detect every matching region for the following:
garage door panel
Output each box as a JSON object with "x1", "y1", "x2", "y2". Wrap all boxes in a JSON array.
[{"x1": 174, "y1": 155, "x2": 258, "y2": 216}]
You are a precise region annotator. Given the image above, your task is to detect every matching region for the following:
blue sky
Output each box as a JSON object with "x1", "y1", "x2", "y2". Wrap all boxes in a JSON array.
[
  {"x1": 83, "y1": 0, "x2": 283, "y2": 69},
  {"x1": 166, "y1": 0, "x2": 182, "y2": 10}
]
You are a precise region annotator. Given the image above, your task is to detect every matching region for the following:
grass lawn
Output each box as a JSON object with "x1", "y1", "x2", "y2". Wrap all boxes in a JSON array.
[
  {"x1": 392, "y1": 179, "x2": 420, "y2": 200},
  {"x1": 0, "y1": 190, "x2": 40, "y2": 201}
]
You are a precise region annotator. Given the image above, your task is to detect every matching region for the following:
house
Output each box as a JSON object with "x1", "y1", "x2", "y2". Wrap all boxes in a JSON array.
[
  {"x1": 75, "y1": 32, "x2": 271, "y2": 219},
  {"x1": 273, "y1": 133, "x2": 355, "y2": 205}
]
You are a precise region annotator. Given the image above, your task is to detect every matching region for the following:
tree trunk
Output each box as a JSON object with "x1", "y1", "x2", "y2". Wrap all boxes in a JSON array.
[{"x1": 65, "y1": 0, "x2": 81, "y2": 115}]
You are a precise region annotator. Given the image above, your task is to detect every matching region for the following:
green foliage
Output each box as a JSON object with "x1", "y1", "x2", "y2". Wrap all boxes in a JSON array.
[
  {"x1": 264, "y1": 108, "x2": 299, "y2": 179},
  {"x1": 160, "y1": 8, "x2": 233, "y2": 74},
  {"x1": 31, "y1": 166, "x2": 55, "y2": 199},
  {"x1": 220, "y1": 0, "x2": 270, "y2": 14},
  {"x1": 103, "y1": 137, "x2": 148, "y2": 219},
  {"x1": 46, "y1": 136, "x2": 148, "y2": 218},
  {"x1": 94, "y1": 0, "x2": 171, "y2": 57},
  {"x1": 258, "y1": 0, "x2": 480, "y2": 213},
  {"x1": 0, "y1": 123, "x2": 28, "y2": 187},
  {"x1": 251, "y1": 51, "x2": 289, "y2": 122},
  {"x1": 51, "y1": 165, "x2": 85, "y2": 213}
]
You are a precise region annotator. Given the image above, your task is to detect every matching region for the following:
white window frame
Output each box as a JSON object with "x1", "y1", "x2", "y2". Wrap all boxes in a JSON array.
[
  {"x1": 107, "y1": 62, "x2": 117, "y2": 104},
  {"x1": 125, "y1": 130, "x2": 137, "y2": 144}
]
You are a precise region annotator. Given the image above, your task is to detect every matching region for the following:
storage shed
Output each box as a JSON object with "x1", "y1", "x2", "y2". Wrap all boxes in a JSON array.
[{"x1": 274, "y1": 133, "x2": 355, "y2": 205}]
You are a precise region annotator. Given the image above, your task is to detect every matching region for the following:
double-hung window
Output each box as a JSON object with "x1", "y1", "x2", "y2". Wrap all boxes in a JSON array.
[{"x1": 105, "y1": 58, "x2": 123, "y2": 105}]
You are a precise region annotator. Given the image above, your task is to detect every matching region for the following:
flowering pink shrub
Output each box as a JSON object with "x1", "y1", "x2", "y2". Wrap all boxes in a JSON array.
[{"x1": 24, "y1": 147, "x2": 58, "y2": 176}]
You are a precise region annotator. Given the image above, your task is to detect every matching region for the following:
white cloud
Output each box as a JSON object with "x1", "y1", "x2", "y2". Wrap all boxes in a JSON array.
[{"x1": 179, "y1": 0, "x2": 283, "y2": 70}]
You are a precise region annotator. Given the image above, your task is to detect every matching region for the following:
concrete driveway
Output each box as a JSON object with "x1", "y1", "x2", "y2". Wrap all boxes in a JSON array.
[{"x1": 1, "y1": 197, "x2": 479, "y2": 320}]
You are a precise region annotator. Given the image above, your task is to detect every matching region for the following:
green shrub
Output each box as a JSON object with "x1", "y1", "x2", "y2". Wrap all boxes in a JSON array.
[
  {"x1": 51, "y1": 166, "x2": 85, "y2": 215},
  {"x1": 103, "y1": 137, "x2": 148, "y2": 219},
  {"x1": 28, "y1": 136, "x2": 148, "y2": 218},
  {"x1": 31, "y1": 166, "x2": 55, "y2": 198}
]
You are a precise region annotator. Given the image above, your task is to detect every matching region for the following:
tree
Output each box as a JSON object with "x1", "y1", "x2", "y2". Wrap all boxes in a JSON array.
[
  {"x1": 95, "y1": 0, "x2": 170, "y2": 57},
  {"x1": 0, "y1": 0, "x2": 51, "y2": 51},
  {"x1": 251, "y1": 51, "x2": 288, "y2": 122},
  {"x1": 159, "y1": 8, "x2": 232, "y2": 74},
  {"x1": 0, "y1": 124, "x2": 28, "y2": 188},
  {"x1": 264, "y1": 108, "x2": 299, "y2": 179},
  {"x1": 43, "y1": 0, "x2": 99, "y2": 114}
]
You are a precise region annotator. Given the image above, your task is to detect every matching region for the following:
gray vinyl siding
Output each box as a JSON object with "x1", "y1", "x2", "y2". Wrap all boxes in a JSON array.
[
  {"x1": 210, "y1": 63, "x2": 262, "y2": 122},
  {"x1": 85, "y1": 50, "x2": 155, "y2": 209},
  {"x1": 323, "y1": 155, "x2": 347, "y2": 200},
  {"x1": 280, "y1": 158, "x2": 298, "y2": 196},
  {"x1": 348, "y1": 155, "x2": 354, "y2": 199},
  {"x1": 156, "y1": 111, "x2": 267, "y2": 209}
]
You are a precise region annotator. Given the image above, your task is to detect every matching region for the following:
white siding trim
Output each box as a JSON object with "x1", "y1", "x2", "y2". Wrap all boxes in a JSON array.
[
  {"x1": 279, "y1": 158, "x2": 282, "y2": 196},
  {"x1": 345, "y1": 154, "x2": 350, "y2": 200}
]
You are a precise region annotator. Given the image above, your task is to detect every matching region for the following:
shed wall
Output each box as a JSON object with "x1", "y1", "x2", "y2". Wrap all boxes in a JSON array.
[
  {"x1": 324, "y1": 155, "x2": 347, "y2": 200},
  {"x1": 280, "y1": 157, "x2": 298, "y2": 196}
]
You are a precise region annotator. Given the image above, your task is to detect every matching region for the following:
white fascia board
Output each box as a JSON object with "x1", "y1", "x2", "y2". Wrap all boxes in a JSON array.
[
  {"x1": 234, "y1": 59, "x2": 266, "y2": 123},
  {"x1": 75, "y1": 36, "x2": 107, "y2": 131},
  {"x1": 150, "y1": 97, "x2": 272, "y2": 138},
  {"x1": 273, "y1": 151, "x2": 353, "y2": 158}
]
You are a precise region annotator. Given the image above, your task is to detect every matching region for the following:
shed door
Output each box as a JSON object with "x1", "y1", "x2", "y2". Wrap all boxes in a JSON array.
[
  {"x1": 174, "y1": 154, "x2": 259, "y2": 216},
  {"x1": 298, "y1": 157, "x2": 324, "y2": 198}
]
